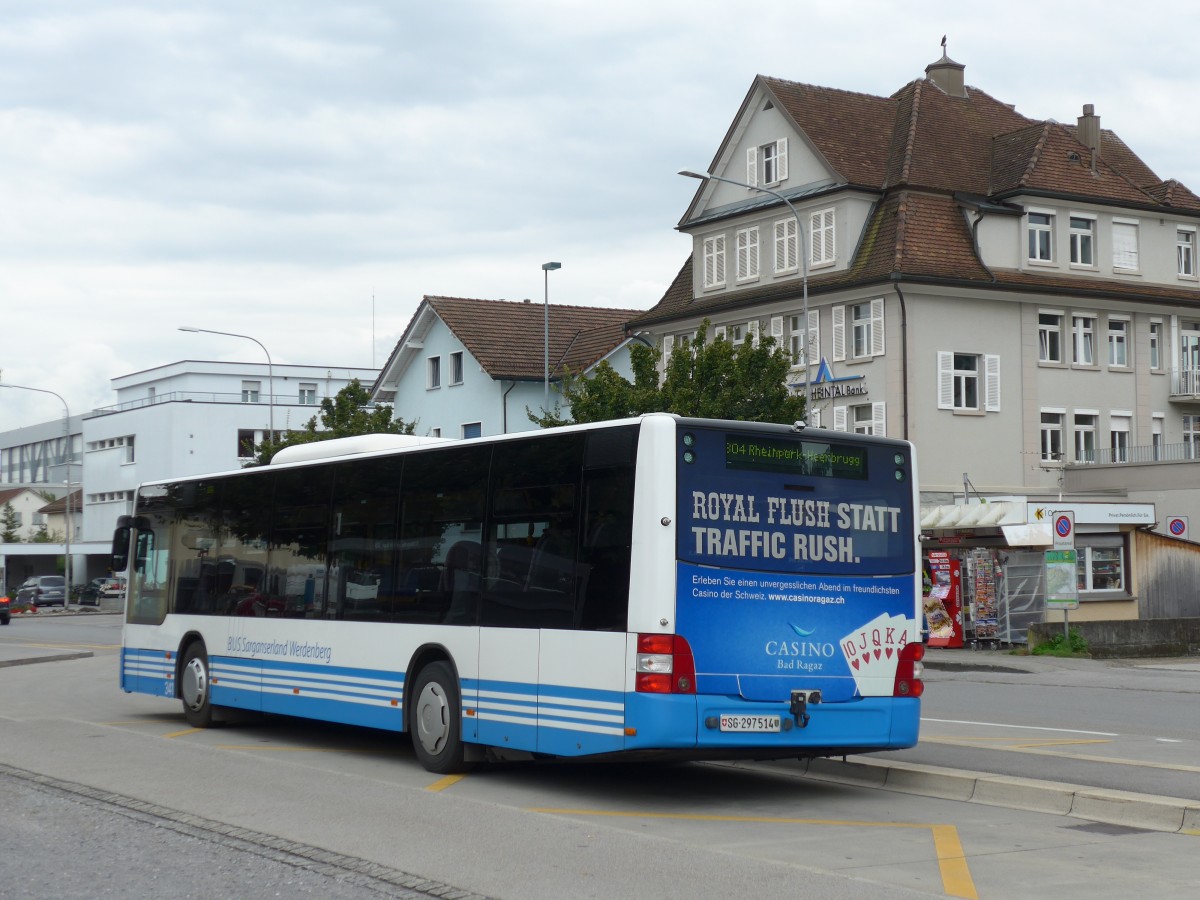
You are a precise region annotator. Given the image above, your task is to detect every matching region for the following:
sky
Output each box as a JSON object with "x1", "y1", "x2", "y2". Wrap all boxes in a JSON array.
[{"x1": 3, "y1": 0, "x2": 1199, "y2": 432}]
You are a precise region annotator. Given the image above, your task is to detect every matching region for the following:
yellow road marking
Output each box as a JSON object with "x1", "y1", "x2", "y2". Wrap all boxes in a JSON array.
[
  {"x1": 163, "y1": 728, "x2": 202, "y2": 739},
  {"x1": 426, "y1": 774, "x2": 466, "y2": 792},
  {"x1": 530, "y1": 808, "x2": 977, "y2": 898}
]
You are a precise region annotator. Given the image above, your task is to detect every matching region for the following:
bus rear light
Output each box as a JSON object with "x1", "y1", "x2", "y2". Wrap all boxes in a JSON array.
[
  {"x1": 893, "y1": 642, "x2": 925, "y2": 698},
  {"x1": 636, "y1": 634, "x2": 696, "y2": 694}
]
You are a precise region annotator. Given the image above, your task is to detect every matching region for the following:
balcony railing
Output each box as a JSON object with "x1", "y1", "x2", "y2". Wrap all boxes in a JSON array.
[
  {"x1": 1170, "y1": 367, "x2": 1200, "y2": 397},
  {"x1": 1072, "y1": 440, "x2": 1200, "y2": 466},
  {"x1": 85, "y1": 391, "x2": 317, "y2": 418}
]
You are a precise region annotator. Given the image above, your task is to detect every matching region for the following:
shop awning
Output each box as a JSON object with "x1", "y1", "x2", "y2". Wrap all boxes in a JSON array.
[{"x1": 919, "y1": 502, "x2": 1026, "y2": 530}]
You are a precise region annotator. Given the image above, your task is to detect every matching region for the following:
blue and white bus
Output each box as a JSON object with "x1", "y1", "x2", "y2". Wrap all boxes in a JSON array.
[{"x1": 115, "y1": 414, "x2": 923, "y2": 773}]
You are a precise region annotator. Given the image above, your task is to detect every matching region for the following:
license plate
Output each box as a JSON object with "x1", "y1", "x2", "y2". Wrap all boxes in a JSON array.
[{"x1": 719, "y1": 714, "x2": 781, "y2": 733}]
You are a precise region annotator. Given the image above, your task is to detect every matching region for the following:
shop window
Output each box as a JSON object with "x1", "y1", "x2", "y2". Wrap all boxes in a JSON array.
[{"x1": 1076, "y1": 542, "x2": 1126, "y2": 594}]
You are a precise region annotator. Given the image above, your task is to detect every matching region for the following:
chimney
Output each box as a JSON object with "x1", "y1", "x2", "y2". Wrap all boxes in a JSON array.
[
  {"x1": 1077, "y1": 104, "x2": 1101, "y2": 155},
  {"x1": 925, "y1": 51, "x2": 966, "y2": 98}
]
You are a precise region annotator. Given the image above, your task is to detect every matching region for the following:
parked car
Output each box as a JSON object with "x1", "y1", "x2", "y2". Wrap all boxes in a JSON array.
[
  {"x1": 1, "y1": 593, "x2": 10, "y2": 625},
  {"x1": 100, "y1": 576, "x2": 127, "y2": 599},
  {"x1": 78, "y1": 578, "x2": 109, "y2": 605},
  {"x1": 16, "y1": 575, "x2": 67, "y2": 607}
]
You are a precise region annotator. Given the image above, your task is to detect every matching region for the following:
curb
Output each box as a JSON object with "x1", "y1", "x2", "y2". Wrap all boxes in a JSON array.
[
  {"x1": 798, "y1": 756, "x2": 1200, "y2": 834},
  {"x1": 0, "y1": 651, "x2": 94, "y2": 669}
]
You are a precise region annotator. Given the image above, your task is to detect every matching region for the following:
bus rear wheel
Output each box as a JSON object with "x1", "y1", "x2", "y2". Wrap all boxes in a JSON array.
[
  {"x1": 411, "y1": 661, "x2": 467, "y2": 774},
  {"x1": 180, "y1": 643, "x2": 215, "y2": 727}
]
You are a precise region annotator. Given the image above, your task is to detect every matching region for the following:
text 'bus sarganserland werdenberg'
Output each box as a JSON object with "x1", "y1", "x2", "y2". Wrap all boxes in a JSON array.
[{"x1": 113, "y1": 413, "x2": 923, "y2": 773}]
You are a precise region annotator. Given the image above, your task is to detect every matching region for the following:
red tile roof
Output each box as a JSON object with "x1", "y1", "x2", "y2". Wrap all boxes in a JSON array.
[
  {"x1": 426, "y1": 296, "x2": 642, "y2": 381},
  {"x1": 639, "y1": 66, "x2": 1200, "y2": 326}
]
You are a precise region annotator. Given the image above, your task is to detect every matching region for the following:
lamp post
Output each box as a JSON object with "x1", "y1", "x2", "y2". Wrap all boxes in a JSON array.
[
  {"x1": 541, "y1": 262, "x2": 562, "y2": 400},
  {"x1": 0, "y1": 382, "x2": 74, "y2": 599},
  {"x1": 179, "y1": 326, "x2": 275, "y2": 440},
  {"x1": 678, "y1": 169, "x2": 811, "y2": 418}
]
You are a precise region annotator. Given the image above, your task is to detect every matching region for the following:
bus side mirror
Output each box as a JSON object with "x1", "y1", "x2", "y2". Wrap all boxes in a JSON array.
[{"x1": 111, "y1": 525, "x2": 131, "y2": 573}]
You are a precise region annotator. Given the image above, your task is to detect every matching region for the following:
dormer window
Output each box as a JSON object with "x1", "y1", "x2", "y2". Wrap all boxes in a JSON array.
[{"x1": 746, "y1": 138, "x2": 788, "y2": 187}]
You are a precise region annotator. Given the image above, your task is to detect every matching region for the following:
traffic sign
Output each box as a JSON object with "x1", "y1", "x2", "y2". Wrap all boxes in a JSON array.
[
  {"x1": 1167, "y1": 516, "x2": 1189, "y2": 540},
  {"x1": 1052, "y1": 511, "x2": 1075, "y2": 550}
]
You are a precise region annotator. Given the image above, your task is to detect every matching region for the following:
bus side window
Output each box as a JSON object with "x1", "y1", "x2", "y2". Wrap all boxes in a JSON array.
[{"x1": 577, "y1": 467, "x2": 634, "y2": 631}]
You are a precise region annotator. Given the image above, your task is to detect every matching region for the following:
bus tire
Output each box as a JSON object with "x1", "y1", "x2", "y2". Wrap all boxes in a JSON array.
[
  {"x1": 411, "y1": 661, "x2": 467, "y2": 774},
  {"x1": 180, "y1": 642, "x2": 215, "y2": 728}
]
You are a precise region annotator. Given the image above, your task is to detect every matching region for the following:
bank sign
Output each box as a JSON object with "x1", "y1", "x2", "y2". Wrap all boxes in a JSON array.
[{"x1": 674, "y1": 427, "x2": 917, "y2": 700}]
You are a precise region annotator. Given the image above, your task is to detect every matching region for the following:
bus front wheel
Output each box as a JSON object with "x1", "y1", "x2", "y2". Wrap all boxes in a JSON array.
[
  {"x1": 180, "y1": 643, "x2": 215, "y2": 727},
  {"x1": 411, "y1": 661, "x2": 467, "y2": 773}
]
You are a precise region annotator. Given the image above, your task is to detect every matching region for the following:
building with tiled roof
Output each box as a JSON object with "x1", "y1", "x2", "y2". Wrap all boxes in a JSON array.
[
  {"x1": 635, "y1": 50, "x2": 1200, "y2": 625},
  {"x1": 372, "y1": 296, "x2": 644, "y2": 437}
]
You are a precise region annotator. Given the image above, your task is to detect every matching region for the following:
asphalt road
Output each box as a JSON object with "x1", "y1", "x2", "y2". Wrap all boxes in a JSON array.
[{"x1": 2, "y1": 610, "x2": 1198, "y2": 899}]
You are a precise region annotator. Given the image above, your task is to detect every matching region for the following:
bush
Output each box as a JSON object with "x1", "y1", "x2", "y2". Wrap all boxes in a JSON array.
[{"x1": 1031, "y1": 627, "x2": 1089, "y2": 657}]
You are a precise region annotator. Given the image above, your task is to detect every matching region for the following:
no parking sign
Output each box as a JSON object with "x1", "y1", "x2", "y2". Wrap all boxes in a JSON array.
[
  {"x1": 1052, "y1": 511, "x2": 1075, "y2": 550},
  {"x1": 1167, "y1": 516, "x2": 1189, "y2": 540}
]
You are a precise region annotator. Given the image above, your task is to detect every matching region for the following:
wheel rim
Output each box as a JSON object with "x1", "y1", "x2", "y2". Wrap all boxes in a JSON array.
[
  {"x1": 415, "y1": 680, "x2": 449, "y2": 756},
  {"x1": 181, "y1": 656, "x2": 208, "y2": 712}
]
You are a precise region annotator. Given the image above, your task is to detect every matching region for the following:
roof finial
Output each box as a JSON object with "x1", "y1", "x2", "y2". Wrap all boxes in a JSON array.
[{"x1": 940, "y1": 34, "x2": 947, "y2": 57}]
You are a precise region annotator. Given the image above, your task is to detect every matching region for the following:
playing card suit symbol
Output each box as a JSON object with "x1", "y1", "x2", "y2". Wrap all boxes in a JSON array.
[
  {"x1": 874, "y1": 649, "x2": 882, "y2": 660},
  {"x1": 851, "y1": 659, "x2": 861, "y2": 670},
  {"x1": 885, "y1": 648, "x2": 894, "y2": 659}
]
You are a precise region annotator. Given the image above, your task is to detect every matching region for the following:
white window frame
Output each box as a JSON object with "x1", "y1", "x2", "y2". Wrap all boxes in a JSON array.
[
  {"x1": 1178, "y1": 228, "x2": 1197, "y2": 278},
  {"x1": 810, "y1": 207, "x2": 835, "y2": 268},
  {"x1": 748, "y1": 138, "x2": 788, "y2": 187},
  {"x1": 774, "y1": 217, "x2": 798, "y2": 274},
  {"x1": 1112, "y1": 218, "x2": 1140, "y2": 272},
  {"x1": 427, "y1": 356, "x2": 441, "y2": 390},
  {"x1": 241, "y1": 381, "x2": 261, "y2": 403},
  {"x1": 298, "y1": 383, "x2": 317, "y2": 405},
  {"x1": 833, "y1": 298, "x2": 884, "y2": 361},
  {"x1": 1027, "y1": 210, "x2": 1054, "y2": 263},
  {"x1": 783, "y1": 311, "x2": 819, "y2": 369},
  {"x1": 703, "y1": 234, "x2": 726, "y2": 289},
  {"x1": 1073, "y1": 315, "x2": 1096, "y2": 366},
  {"x1": 728, "y1": 323, "x2": 746, "y2": 346},
  {"x1": 1069, "y1": 214, "x2": 1095, "y2": 267},
  {"x1": 1149, "y1": 319, "x2": 1164, "y2": 372},
  {"x1": 1073, "y1": 411, "x2": 1099, "y2": 463},
  {"x1": 450, "y1": 351, "x2": 464, "y2": 386},
  {"x1": 735, "y1": 226, "x2": 759, "y2": 282},
  {"x1": 1107, "y1": 317, "x2": 1130, "y2": 368},
  {"x1": 1038, "y1": 311, "x2": 1063, "y2": 363},
  {"x1": 1110, "y1": 413, "x2": 1132, "y2": 463},
  {"x1": 1040, "y1": 410, "x2": 1065, "y2": 463},
  {"x1": 1185, "y1": 414, "x2": 1200, "y2": 460},
  {"x1": 1076, "y1": 541, "x2": 1126, "y2": 594},
  {"x1": 937, "y1": 351, "x2": 1001, "y2": 412}
]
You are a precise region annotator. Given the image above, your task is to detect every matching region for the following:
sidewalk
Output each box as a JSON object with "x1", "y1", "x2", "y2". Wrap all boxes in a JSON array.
[{"x1": 0, "y1": 604, "x2": 117, "y2": 668}]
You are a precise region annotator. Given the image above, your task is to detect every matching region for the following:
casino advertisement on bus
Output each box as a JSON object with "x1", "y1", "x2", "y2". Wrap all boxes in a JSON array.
[{"x1": 674, "y1": 428, "x2": 919, "y2": 699}]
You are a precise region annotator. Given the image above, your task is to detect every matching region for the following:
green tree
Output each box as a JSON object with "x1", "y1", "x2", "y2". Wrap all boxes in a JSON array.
[
  {"x1": 1, "y1": 502, "x2": 19, "y2": 542},
  {"x1": 249, "y1": 379, "x2": 416, "y2": 466},
  {"x1": 530, "y1": 320, "x2": 806, "y2": 426}
]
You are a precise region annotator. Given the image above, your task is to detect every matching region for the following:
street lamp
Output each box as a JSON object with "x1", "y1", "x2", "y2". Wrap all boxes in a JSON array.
[
  {"x1": 678, "y1": 169, "x2": 811, "y2": 417},
  {"x1": 0, "y1": 382, "x2": 74, "y2": 599},
  {"x1": 542, "y1": 262, "x2": 562, "y2": 400},
  {"x1": 179, "y1": 326, "x2": 275, "y2": 440}
]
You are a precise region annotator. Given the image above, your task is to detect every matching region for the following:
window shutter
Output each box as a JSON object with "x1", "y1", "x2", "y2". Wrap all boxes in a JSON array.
[
  {"x1": 937, "y1": 351, "x2": 954, "y2": 409},
  {"x1": 1112, "y1": 222, "x2": 1138, "y2": 269},
  {"x1": 715, "y1": 324, "x2": 727, "y2": 341},
  {"x1": 746, "y1": 147, "x2": 758, "y2": 187},
  {"x1": 984, "y1": 354, "x2": 1001, "y2": 412},
  {"x1": 832, "y1": 305, "x2": 846, "y2": 361},
  {"x1": 770, "y1": 315, "x2": 784, "y2": 345},
  {"x1": 809, "y1": 211, "x2": 823, "y2": 264},
  {"x1": 776, "y1": 138, "x2": 788, "y2": 181},
  {"x1": 872, "y1": 402, "x2": 887, "y2": 437},
  {"x1": 833, "y1": 406, "x2": 848, "y2": 432},
  {"x1": 870, "y1": 297, "x2": 885, "y2": 356},
  {"x1": 774, "y1": 218, "x2": 797, "y2": 271},
  {"x1": 662, "y1": 334, "x2": 673, "y2": 371},
  {"x1": 714, "y1": 236, "x2": 725, "y2": 285},
  {"x1": 807, "y1": 309, "x2": 820, "y2": 366},
  {"x1": 748, "y1": 320, "x2": 760, "y2": 347}
]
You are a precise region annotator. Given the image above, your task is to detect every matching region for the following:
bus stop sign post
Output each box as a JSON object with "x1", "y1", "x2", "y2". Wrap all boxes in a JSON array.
[{"x1": 1046, "y1": 511, "x2": 1077, "y2": 641}]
